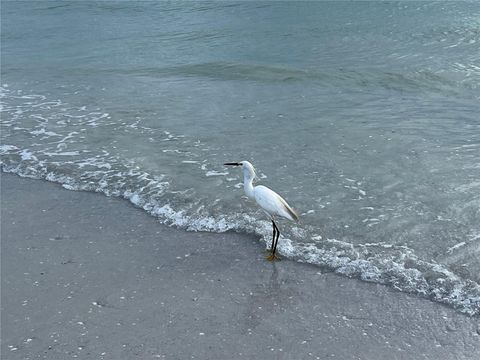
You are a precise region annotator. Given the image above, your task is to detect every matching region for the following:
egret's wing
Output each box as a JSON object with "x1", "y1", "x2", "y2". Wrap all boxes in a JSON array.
[
  {"x1": 274, "y1": 192, "x2": 299, "y2": 221},
  {"x1": 254, "y1": 185, "x2": 299, "y2": 222}
]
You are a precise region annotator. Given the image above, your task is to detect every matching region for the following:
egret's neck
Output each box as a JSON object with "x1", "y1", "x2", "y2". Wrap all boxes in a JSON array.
[{"x1": 243, "y1": 173, "x2": 255, "y2": 199}]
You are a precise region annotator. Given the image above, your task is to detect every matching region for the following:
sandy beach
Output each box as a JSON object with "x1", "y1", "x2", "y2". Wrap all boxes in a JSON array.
[{"x1": 1, "y1": 173, "x2": 479, "y2": 359}]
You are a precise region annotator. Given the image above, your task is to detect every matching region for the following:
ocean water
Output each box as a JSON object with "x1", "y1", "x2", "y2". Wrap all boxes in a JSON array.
[{"x1": 1, "y1": 1, "x2": 479, "y2": 315}]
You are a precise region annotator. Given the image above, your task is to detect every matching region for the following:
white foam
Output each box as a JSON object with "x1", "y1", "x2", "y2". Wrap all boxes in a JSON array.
[
  {"x1": 30, "y1": 128, "x2": 61, "y2": 137},
  {"x1": 447, "y1": 242, "x2": 466, "y2": 253},
  {"x1": 362, "y1": 218, "x2": 380, "y2": 223},
  {"x1": 0, "y1": 144, "x2": 18, "y2": 153},
  {"x1": 43, "y1": 151, "x2": 80, "y2": 156},
  {"x1": 469, "y1": 233, "x2": 480, "y2": 241},
  {"x1": 19, "y1": 149, "x2": 37, "y2": 161},
  {"x1": 205, "y1": 170, "x2": 228, "y2": 177}
]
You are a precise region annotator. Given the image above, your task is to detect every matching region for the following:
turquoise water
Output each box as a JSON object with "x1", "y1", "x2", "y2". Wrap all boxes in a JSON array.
[{"x1": 1, "y1": 1, "x2": 479, "y2": 314}]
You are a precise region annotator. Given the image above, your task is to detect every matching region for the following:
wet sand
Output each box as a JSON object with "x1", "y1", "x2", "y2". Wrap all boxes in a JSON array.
[{"x1": 1, "y1": 173, "x2": 479, "y2": 359}]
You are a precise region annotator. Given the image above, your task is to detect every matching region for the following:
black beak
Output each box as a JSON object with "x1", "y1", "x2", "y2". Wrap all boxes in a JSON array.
[{"x1": 224, "y1": 162, "x2": 241, "y2": 166}]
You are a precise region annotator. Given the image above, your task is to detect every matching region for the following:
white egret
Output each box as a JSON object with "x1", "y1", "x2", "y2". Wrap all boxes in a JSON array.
[{"x1": 224, "y1": 161, "x2": 299, "y2": 261}]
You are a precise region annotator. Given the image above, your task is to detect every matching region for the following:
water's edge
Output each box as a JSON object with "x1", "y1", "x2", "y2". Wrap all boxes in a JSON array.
[{"x1": 2, "y1": 168, "x2": 479, "y2": 317}]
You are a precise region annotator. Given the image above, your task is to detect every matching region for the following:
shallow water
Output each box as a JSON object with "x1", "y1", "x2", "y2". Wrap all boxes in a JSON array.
[{"x1": 1, "y1": 1, "x2": 480, "y2": 314}]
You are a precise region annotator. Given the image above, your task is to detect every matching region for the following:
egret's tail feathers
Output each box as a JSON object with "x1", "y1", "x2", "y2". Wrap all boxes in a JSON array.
[{"x1": 287, "y1": 206, "x2": 300, "y2": 222}]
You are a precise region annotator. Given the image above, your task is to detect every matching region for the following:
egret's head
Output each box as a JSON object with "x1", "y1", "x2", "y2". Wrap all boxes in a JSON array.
[{"x1": 224, "y1": 160, "x2": 257, "y2": 180}]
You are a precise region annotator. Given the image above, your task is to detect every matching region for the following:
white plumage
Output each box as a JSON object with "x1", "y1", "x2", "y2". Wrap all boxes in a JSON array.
[
  {"x1": 254, "y1": 185, "x2": 298, "y2": 222},
  {"x1": 224, "y1": 160, "x2": 299, "y2": 261}
]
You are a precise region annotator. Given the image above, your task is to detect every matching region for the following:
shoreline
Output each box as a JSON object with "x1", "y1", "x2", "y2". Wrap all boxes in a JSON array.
[{"x1": 1, "y1": 173, "x2": 479, "y2": 359}]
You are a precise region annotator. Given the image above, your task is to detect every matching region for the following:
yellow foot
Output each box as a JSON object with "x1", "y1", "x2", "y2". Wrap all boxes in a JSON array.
[{"x1": 266, "y1": 253, "x2": 281, "y2": 261}]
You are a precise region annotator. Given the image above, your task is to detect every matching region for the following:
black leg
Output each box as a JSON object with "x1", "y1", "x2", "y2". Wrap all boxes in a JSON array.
[
  {"x1": 272, "y1": 220, "x2": 280, "y2": 256},
  {"x1": 267, "y1": 220, "x2": 281, "y2": 261},
  {"x1": 270, "y1": 220, "x2": 277, "y2": 251}
]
